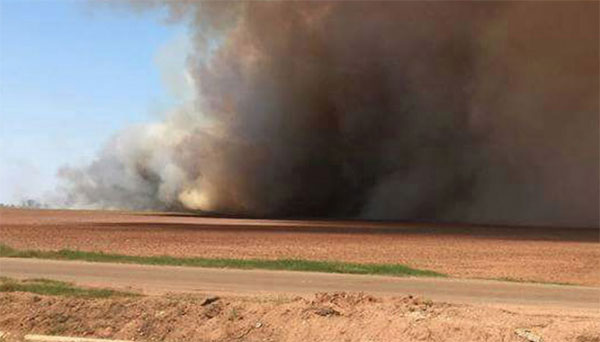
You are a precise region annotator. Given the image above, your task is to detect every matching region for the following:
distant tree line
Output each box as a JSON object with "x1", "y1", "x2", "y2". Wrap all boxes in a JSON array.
[{"x1": 0, "y1": 199, "x2": 49, "y2": 209}]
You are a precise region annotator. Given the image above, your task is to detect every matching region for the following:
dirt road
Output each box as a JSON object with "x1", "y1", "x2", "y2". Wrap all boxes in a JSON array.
[
  {"x1": 1, "y1": 209, "x2": 598, "y2": 286},
  {"x1": 1, "y1": 258, "x2": 598, "y2": 314}
]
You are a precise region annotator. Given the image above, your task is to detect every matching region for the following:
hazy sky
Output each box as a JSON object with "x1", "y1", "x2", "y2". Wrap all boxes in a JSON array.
[{"x1": 0, "y1": 0, "x2": 187, "y2": 203}]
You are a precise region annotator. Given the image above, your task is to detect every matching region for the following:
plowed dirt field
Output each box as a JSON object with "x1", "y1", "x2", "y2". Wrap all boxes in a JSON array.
[{"x1": 1, "y1": 208, "x2": 598, "y2": 285}]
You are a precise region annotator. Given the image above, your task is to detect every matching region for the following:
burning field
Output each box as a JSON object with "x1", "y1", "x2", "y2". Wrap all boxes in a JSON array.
[
  {"x1": 0, "y1": 1, "x2": 598, "y2": 340},
  {"x1": 1, "y1": 208, "x2": 598, "y2": 286}
]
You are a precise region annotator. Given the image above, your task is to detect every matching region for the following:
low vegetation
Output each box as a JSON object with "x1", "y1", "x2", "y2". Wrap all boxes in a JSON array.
[
  {"x1": 493, "y1": 277, "x2": 573, "y2": 286},
  {"x1": 0, "y1": 277, "x2": 136, "y2": 298},
  {"x1": 0, "y1": 244, "x2": 445, "y2": 278}
]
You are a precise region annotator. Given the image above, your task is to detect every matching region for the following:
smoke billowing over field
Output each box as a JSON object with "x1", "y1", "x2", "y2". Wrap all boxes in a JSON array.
[{"x1": 56, "y1": 1, "x2": 599, "y2": 227}]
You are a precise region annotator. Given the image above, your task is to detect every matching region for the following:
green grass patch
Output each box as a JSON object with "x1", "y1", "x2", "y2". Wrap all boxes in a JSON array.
[
  {"x1": 0, "y1": 243, "x2": 445, "y2": 278},
  {"x1": 493, "y1": 277, "x2": 573, "y2": 286},
  {"x1": 0, "y1": 276, "x2": 137, "y2": 298}
]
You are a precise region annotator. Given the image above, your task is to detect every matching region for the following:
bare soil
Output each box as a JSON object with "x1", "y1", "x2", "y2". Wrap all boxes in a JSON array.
[
  {"x1": 0, "y1": 291, "x2": 598, "y2": 342},
  {"x1": 1, "y1": 208, "x2": 598, "y2": 285}
]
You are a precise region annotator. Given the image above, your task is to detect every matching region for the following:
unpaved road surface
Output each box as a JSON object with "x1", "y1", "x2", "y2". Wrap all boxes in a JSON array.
[
  {"x1": 1, "y1": 208, "x2": 598, "y2": 285},
  {"x1": 1, "y1": 258, "x2": 598, "y2": 314}
]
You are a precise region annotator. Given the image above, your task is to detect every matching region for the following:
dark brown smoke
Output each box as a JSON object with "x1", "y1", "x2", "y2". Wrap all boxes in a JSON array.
[{"x1": 57, "y1": 1, "x2": 599, "y2": 227}]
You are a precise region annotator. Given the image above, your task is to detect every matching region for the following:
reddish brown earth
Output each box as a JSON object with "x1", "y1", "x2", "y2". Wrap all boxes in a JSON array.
[
  {"x1": 1, "y1": 291, "x2": 599, "y2": 342},
  {"x1": 0, "y1": 208, "x2": 598, "y2": 285}
]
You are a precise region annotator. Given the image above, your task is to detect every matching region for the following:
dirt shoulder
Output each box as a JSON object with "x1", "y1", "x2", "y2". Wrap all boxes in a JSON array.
[
  {"x1": 2, "y1": 258, "x2": 598, "y2": 313},
  {"x1": 0, "y1": 290, "x2": 598, "y2": 342},
  {"x1": 1, "y1": 208, "x2": 598, "y2": 286}
]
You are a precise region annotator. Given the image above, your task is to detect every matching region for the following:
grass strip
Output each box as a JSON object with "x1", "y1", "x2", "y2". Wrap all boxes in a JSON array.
[
  {"x1": 0, "y1": 244, "x2": 445, "y2": 278},
  {"x1": 0, "y1": 276, "x2": 136, "y2": 298},
  {"x1": 493, "y1": 277, "x2": 573, "y2": 286}
]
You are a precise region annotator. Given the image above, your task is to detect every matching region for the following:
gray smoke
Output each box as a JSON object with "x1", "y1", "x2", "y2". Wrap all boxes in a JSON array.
[{"x1": 57, "y1": 1, "x2": 599, "y2": 227}]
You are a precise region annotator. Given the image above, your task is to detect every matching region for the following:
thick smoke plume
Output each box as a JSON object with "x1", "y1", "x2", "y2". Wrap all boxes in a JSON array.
[{"x1": 58, "y1": 1, "x2": 599, "y2": 227}]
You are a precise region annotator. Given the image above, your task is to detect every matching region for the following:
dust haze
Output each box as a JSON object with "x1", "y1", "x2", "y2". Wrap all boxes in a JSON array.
[{"x1": 56, "y1": 1, "x2": 599, "y2": 227}]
